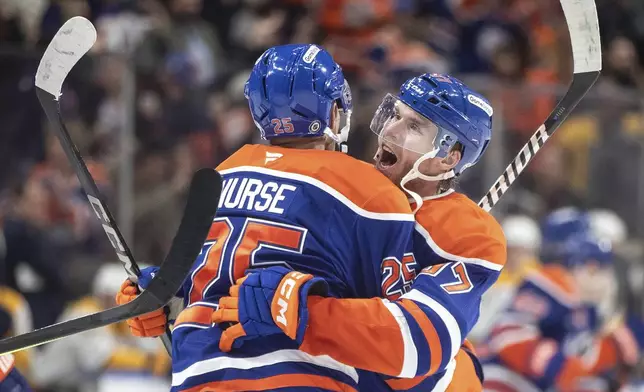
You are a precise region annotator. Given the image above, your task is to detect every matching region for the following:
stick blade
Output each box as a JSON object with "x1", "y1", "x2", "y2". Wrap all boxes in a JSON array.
[
  {"x1": 35, "y1": 16, "x2": 96, "y2": 99},
  {"x1": 560, "y1": 0, "x2": 602, "y2": 73}
]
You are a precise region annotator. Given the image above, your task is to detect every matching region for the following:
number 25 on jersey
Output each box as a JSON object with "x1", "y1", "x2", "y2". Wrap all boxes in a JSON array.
[{"x1": 188, "y1": 217, "x2": 308, "y2": 304}]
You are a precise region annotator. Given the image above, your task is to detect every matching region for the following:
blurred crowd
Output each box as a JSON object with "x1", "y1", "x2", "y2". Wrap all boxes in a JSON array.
[{"x1": 1, "y1": 0, "x2": 644, "y2": 391}]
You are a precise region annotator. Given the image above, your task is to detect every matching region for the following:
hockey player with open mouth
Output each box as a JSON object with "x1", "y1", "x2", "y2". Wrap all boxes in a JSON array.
[{"x1": 207, "y1": 74, "x2": 507, "y2": 391}]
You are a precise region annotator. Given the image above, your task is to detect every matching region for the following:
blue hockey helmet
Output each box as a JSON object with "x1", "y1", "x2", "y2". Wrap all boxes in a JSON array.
[
  {"x1": 371, "y1": 73, "x2": 493, "y2": 179},
  {"x1": 371, "y1": 73, "x2": 493, "y2": 211},
  {"x1": 245, "y1": 44, "x2": 352, "y2": 149},
  {"x1": 539, "y1": 207, "x2": 591, "y2": 263},
  {"x1": 565, "y1": 235, "x2": 613, "y2": 268}
]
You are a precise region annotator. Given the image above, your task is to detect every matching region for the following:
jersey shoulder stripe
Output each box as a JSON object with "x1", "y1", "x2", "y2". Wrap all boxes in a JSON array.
[
  {"x1": 217, "y1": 145, "x2": 414, "y2": 221},
  {"x1": 413, "y1": 192, "x2": 506, "y2": 271}
]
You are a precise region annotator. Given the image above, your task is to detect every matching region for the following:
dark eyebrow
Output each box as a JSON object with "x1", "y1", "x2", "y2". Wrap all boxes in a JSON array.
[{"x1": 407, "y1": 109, "x2": 430, "y2": 126}]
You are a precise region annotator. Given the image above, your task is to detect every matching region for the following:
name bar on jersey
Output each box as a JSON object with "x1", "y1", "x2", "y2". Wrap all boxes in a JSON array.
[{"x1": 218, "y1": 176, "x2": 297, "y2": 215}]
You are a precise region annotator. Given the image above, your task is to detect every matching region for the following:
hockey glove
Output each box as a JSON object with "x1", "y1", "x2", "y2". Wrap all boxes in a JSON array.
[
  {"x1": 115, "y1": 266, "x2": 167, "y2": 338},
  {"x1": 211, "y1": 266, "x2": 328, "y2": 352}
]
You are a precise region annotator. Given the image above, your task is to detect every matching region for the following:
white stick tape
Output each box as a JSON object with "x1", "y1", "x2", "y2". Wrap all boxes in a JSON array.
[
  {"x1": 35, "y1": 16, "x2": 97, "y2": 99},
  {"x1": 560, "y1": 0, "x2": 602, "y2": 73}
]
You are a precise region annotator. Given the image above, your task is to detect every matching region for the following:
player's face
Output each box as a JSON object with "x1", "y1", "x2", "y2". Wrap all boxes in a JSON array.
[
  {"x1": 374, "y1": 101, "x2": 439, "y2": 185},
  {"x1": 571, "y1": 261, "x2": 616, "y2": 306}
]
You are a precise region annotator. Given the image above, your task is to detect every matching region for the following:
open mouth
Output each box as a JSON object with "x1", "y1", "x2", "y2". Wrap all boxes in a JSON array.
[{"x1": 377, "y1": 144, "x2": 398, "y2": 168}]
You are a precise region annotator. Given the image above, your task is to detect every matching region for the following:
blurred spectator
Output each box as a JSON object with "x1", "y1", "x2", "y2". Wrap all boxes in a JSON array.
[
  {"x1": 30, "y1": 263, "x2": 170, "y2": 392},
  {"x1": 132, "y1": 142, "x2": 194, "y2": 263},
  {"x1": 0, "y1": 0, "x2": 47, "y2": 45},
  {"x1": 93, "y1": 1, "x2": 153, "y2": 55},
  {"x1": 228, "y1": 0, "x2": 289, "y2": 64},
  {"x1": 134, "y1": 0, "x2": 223, "y2": 89},
  {"x1": 40, "y1": 0, "x2": 92, "y2": 45},
  {"x1": 317, "y1": 0, "x2": 395, "y2": 76},
  {"x1": 364, "y1": 23, "x2": 448, "y2": 89},
  {"x1": 602, "y1": 35, "x2": 643, "y2": 90},
  {"x1": 0, "y1": 177, "x2": 70, "y2": 329}
]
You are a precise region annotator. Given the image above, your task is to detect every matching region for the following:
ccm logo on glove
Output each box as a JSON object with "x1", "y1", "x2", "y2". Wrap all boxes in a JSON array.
[{"x1": 272, "y1": 271, "x2": 308, "y2": 332}]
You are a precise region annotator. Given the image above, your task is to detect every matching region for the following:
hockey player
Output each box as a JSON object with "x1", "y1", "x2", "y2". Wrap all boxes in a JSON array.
[
  {"x1": 481, "y1": 208, "x2": 644, "y2": 392},
  {"x1": 210, "y1": 73, "x2": 506, "y2": 391},
  {"x1": 119, "y1": 47, "x2": 500, "y2": 391},
  {"x1": 118, "y1": 44, "x2": 419, "y2": 391}
]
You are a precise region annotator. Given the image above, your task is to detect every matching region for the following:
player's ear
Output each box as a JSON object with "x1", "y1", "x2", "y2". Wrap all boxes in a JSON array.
[
  {"x1": 440, "y1": 149, "x2": 461, "y2": 171},
  {"x1": 329, "y1": 102, "x2": 340, "y2": 134}
]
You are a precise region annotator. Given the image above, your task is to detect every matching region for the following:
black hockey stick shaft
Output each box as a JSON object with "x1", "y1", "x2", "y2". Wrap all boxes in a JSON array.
[
  {"x1": 33, "y1": 16, "x2": 179, "y2": 352},
  {"x1": 0, "y1": 168, "x2": 222, "y2": 355},
  {"x1": 35, "y1": 88, "x2": 180, "y2": 352},
  {"x1": 478, "y1": 71, "x2": 600, "y2": 212}
]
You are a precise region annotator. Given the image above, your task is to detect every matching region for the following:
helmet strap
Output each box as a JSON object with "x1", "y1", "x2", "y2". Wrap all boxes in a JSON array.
[
  {"x1": 400, "y1": 149, "x2": 455, "y2": 213},
  {"x1": 323, "y1": 109, "x2": 352, "y2": 154}
]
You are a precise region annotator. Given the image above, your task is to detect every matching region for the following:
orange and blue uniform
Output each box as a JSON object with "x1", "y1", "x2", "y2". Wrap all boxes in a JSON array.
[
  {"x1": 294, "y1": 190, "x2": 505, "y2": 391},
  {"x1": 170, "y1": 144, "x2": 416, "y2": 391},
  {"x1": 171, "y1": 151, "x2": 505, "y2": 391},
  {"x1": 481, "y1": 264, "x2": 644, "y2": 392},
  {"x1": 171, "y1": 145, "x2": 503, "y2": 391},
  {"x1": 131, "y1": 143, "x2": 504, "y2": 391}
]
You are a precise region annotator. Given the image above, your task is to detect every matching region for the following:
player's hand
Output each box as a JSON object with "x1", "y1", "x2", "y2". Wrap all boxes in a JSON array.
[
  {"x1": 115, "y1": 267, "x2": 167, "y2": 338},
  {"x1": 212, "y1": 266, "x2": 328, "y2": 352}
]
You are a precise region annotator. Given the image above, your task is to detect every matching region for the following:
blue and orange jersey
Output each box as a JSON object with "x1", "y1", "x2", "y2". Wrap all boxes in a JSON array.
[
  {"x1": 295, "y1": 190, "x2": 506, "y2": 391},
  {"x1": 481, "y1": 264, "x2": 644, "y2": 391},
  {"x1": 170, "y1": 144, "x2": 416, "y2": 391}
]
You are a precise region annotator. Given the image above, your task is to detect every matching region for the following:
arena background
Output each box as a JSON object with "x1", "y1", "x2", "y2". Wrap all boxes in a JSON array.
[{"x1": 1, "y1": 0, "x2": 644, "y2": 390}]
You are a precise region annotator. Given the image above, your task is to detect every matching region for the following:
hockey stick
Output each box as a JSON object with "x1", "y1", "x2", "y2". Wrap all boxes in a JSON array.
[
  {"x1": 478, "y1": 0, "x2": 602, "y2": 212},
  {"x1": 0, "y1": 168, "x2": 222, "y2": 355},
  {"x1": 33, "y1": 17, "x2": 179, "y2": 353}
]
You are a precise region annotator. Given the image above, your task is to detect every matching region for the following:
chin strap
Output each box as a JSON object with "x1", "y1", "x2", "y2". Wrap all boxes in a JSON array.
[
  {"x1": 324, "y1": 110, "x2": 352, "y2": 154},
  {"x1": 400, "y1": 149, "x2": 455, "y2": 213}
]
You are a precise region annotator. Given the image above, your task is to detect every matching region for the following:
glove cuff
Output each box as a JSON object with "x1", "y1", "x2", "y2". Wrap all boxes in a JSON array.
[
  {"x1": 270, "y1": 272, "x2": 328, "y2": 342},
  {"x1": 294, "y1": 277, "x2": 328, "y2": 344}
]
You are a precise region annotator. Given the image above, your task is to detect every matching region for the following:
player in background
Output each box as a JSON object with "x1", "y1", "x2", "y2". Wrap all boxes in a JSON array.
[
  {"x1": 118, "y1": 44, "x2": 422, "y2": 392},
  {"x1": 481, "y1": 208, "x2": 644, "y2": 392},
  {"x1": 0, "y1": 287, "x2": 32, "y2": 392},
  {"x1": 31, "y1": 264, "x2": 170, "y2": 392},
  {"x1": 211, "y1": 73, "x2": 505, "y2": 391},
  {"x1": 469, "y1": 215, "x2": 541, "y2": 344}
]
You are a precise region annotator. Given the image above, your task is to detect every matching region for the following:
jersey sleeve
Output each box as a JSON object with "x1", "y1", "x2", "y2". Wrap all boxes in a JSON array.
[
  {"x1": 299, "y1": 200, "x2": 508, "y2": 379},
  {"x1": 583, "y1": 313, "x2": 644, "y2": 374},
  {"x1": 299, "y1": 268, "x2": 471, "y2": 379}
]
